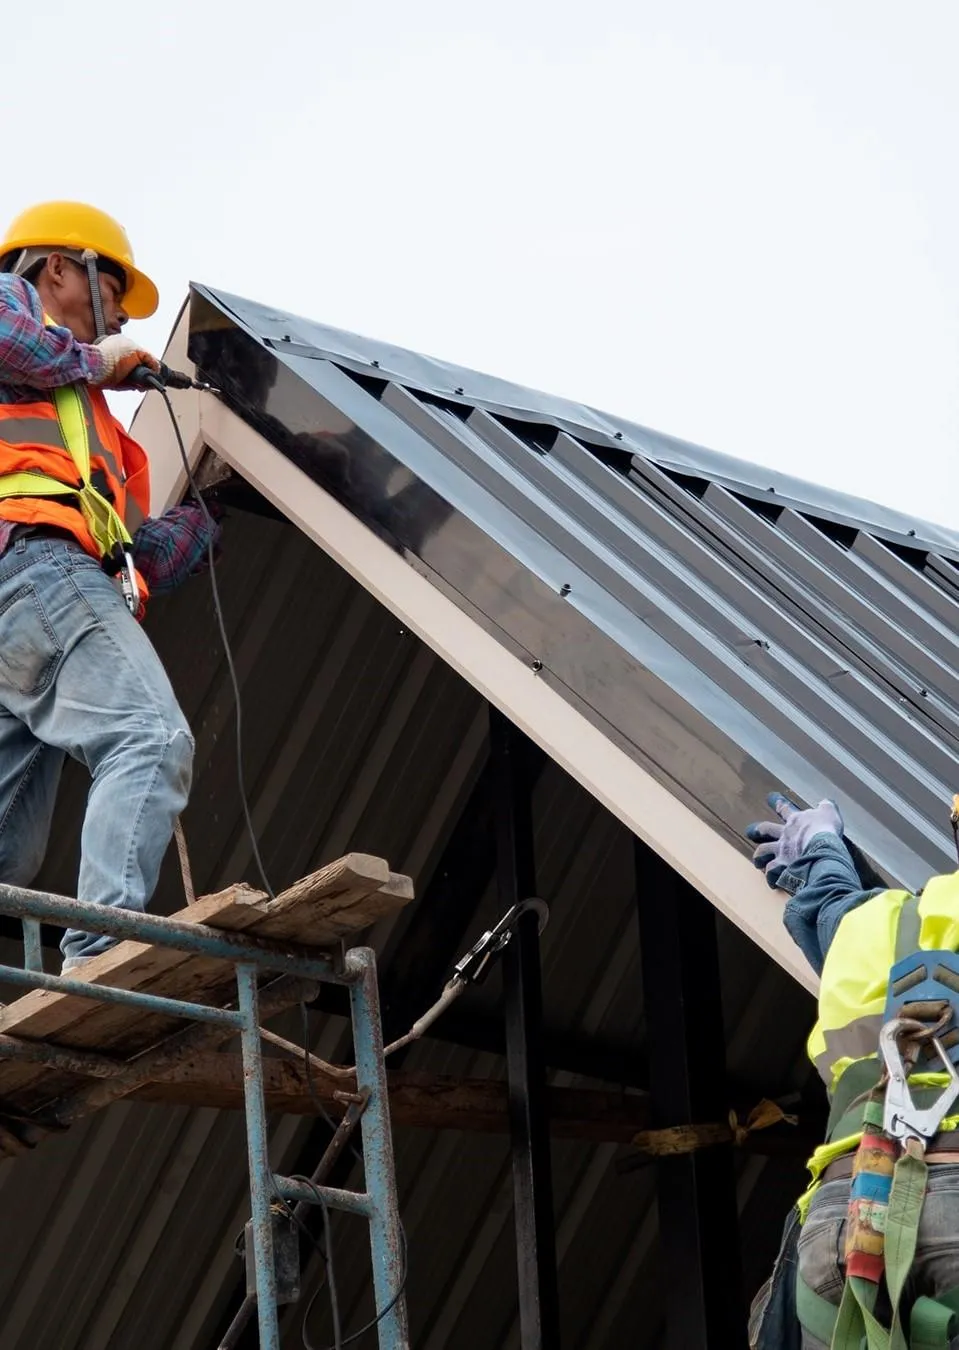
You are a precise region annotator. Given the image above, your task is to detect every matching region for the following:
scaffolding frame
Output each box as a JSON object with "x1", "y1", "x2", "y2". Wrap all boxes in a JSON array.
[{"x1": 0, "y1": 883, "x2": 409, "y2": 1350}]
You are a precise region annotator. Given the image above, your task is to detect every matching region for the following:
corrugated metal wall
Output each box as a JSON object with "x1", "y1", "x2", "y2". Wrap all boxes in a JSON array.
[{"x1": 0, "y1": 508, "x2": 813, "y2": 1349}]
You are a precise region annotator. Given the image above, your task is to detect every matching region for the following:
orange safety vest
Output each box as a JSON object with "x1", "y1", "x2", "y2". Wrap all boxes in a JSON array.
[{"x1": 0, "y1": 383, "x2": 151, "y2": 610}]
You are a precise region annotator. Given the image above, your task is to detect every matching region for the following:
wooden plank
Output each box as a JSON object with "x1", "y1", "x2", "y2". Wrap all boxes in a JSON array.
[
  {"x1": 0, "y1": 885, "x2": 272, "y2": 1106},
  {"x1": 132, "y1": 1061, "x2": 654, "y2": 1142},
  {"x1": 254, "y1": 871, "x2": 415, "y2": 944},
  {"x1": 131, "y1": 1064, "x2": 814, "y2": 1156},
  {"x1": 0, "y1": 885, "x2": 269, "y2": 1043},
  {"x1": 0, "y1": 855, "x2": 413, "y2": 1115}
]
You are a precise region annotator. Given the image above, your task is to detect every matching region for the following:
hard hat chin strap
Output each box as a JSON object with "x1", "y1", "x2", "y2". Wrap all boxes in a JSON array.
[
  {"x1": 81, "y1": 248, "x2": 107, "y2": 344},
  {"x1": 5, "y1": 245, "x2": 109, "y2": 343}
]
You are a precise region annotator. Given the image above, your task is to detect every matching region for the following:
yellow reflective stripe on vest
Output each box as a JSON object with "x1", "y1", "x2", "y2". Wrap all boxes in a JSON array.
[
  {"x1": 52, "y1": 385, "x2": 132, "y2": 554},
  {"x1": 0, "y1": 385, "x2": 132, "y2": 559}
]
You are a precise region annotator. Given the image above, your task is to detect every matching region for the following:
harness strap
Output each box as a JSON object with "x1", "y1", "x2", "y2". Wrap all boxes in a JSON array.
[
  {"x1": 897, "y1": 896, "x2": 922, "y2": 964},
  {"x1": 0, "y1": 385, "x2": 132, "y2": 560},
  {"x1": 797, "y1": 1277, "x2": 959, "y2": 1350},
  {"x1": 911, "y1": 1296, "x2": 959, "y2": 1350}
]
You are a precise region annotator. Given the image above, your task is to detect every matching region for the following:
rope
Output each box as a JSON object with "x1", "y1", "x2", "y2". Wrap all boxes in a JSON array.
[{"x1": 173, "y1": 818, "x2": 196, "y2": 906}]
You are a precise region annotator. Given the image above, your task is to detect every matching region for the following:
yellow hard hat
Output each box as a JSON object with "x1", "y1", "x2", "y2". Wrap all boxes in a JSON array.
[{"x1": 0, "y1": 201, "x2": 158, "y2": 318}]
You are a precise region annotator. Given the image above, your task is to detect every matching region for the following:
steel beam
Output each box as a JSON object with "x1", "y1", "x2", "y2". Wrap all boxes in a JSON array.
[
  {"x1": 491, "y1": 707, "x2": 560, "y2": 1350},
  {"x1": 634, "y1": 838, "x2": 747, "y2": 1350}
]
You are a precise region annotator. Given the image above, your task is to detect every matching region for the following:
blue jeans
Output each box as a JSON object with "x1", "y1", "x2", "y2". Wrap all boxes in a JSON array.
[
  {"x1": 798, "y1": 1171, "x2": 959, "y2": 1348},
  {"x1": 0, "y1": 534, "x2": 193, "y2": 962}
]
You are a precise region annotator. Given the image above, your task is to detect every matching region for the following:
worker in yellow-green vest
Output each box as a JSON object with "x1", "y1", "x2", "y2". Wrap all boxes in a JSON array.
[
  {"x1": 746, "y1": 793, "x2": 959, "y2": 1350},
  {"x1": 0, "y1": 201, "x2": 221, "y2": 973}
]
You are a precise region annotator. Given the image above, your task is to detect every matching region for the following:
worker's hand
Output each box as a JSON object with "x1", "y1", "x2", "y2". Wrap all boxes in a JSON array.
[
  {"x1": 745, "y1": 793, "x2": 844, "y2": 889},
  {"x1": 90, "y1": 334, "x2": 160, "y2": 390}
]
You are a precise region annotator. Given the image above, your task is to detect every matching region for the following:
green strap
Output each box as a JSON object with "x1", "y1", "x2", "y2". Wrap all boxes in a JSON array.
[
  {"x1": 796, "y1": 1274, "x2": 840, "y2": 1344},
  {"x1": 797, "y1": 1264, "x2": 959, "y2": 1350},
  {"x1": 826, "y1": 1149, "x2": 927, "y2": 1350},
  {"x1": 831, "y1": 1272, "x2": 889, "y2": 1350},
  {"x1": 910, "y1": 1296, "x2": 955, "y2": 1350},
  {"x1": 828, "y1": 1058, "x2": 884, "y2": 1139},
  {"x1": 896, "y1": 895, "x2": 922, "y2": 963}
]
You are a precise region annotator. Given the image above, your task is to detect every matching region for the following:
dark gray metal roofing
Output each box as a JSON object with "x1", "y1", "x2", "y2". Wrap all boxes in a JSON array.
[
  {"x1": 0, "y1": 284, "x2": 953, "y2": 1347},
  {"x1": 194, "y1": 286, "x2": 959, "y2": 560},
  {"x1": 190, "y1": 283, "x2": 959, "y2": 894}
]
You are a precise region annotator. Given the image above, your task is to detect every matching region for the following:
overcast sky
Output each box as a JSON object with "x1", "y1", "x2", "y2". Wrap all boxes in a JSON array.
[{"x1": 14, "y1": 0, "x2": 959, "y2": 527}]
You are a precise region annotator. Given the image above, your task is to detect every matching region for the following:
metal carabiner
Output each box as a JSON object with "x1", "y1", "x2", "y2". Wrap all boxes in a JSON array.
[
  {"x1": 880, "y1": 1017, "x2": 959, "y2": 1147},
  {"x1": 452, "y1": 898, "x2": 549, "y2": 986},
  {"x1": 118, "y1": 549, "x2": 139, "y2": 616}
]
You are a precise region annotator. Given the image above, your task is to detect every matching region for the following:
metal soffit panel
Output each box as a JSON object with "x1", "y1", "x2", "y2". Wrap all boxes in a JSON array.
[{"x1": 188, "y1": 284, "x2": 959, "y2": 894}]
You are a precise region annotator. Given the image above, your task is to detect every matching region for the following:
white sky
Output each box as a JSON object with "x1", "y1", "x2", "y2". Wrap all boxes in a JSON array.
[{"x1": 12, "y1": 0, "x2": 959, "y2": 527}]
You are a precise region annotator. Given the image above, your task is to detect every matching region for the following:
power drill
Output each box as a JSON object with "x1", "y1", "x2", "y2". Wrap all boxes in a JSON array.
[{"x1": 129, "y1": 362, "x2": 218, "y2": 393}]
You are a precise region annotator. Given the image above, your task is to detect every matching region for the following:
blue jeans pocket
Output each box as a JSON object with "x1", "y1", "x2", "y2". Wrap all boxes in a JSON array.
[
  {"x1": 0, "y1": 583, "x2": 63, "y2": 696},
  {"x1": 797, "y1": 1184, "x2": 848, "y2": 1303}
]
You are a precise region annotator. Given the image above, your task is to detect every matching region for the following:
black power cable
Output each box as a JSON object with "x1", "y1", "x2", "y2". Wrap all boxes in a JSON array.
[
  {"x1": 153, "y1": 383, "x2": 408, "y2": 1348},
  {"x1": 151, "y1": 379, "x2": 275, "y2": 900}
]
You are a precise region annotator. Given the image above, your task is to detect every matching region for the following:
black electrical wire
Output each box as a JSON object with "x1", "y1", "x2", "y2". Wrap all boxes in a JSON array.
[
  {"x1": 291, "y1": 1172, "x2": 408, "y2": 1350},
  {"x1": 154, "y1": 383, "x2": 275, "y2": 900},
  {"x1": 156, "y1": 384, "x2": 407, "y2": 1345},
  {"x1": 299, "y1": 1003, "x2": 365, "y2": 1164}
]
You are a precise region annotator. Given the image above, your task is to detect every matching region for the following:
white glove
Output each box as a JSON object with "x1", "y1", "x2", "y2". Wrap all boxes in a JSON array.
[{"x1": 90, "y1": 334, "x2": 160, "y2": 389}]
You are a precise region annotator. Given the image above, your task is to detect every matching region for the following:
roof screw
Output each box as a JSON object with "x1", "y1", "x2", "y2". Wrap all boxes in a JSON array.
[
  {"x1": 614, "y1": 431, "x2": 623, "y2": 440},
  {"x1": 281, "y1": 334, "x2": 291, "y2": 342},
  {"x1": 918, "y1": 687, "x2": 928, "y2": 697},
  {"x1": 908, "y1": 529, "x2": 916, "y2": 537},
  {"x1": 531, "y1": 659, "x2": 543, "y2": 672},
  {"x1": 454, "y1": 386, "x2": 464, "y2": 395},
  {"x1": 560, "y1": 583, "x2": 571, "y2": 597},
  {"x1": 372, "y1": 359, "x2": 380, "y2": 368}
]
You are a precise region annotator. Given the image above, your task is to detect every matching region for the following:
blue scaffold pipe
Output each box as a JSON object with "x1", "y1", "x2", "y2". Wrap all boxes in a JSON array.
[
  {"x1": 21, "y1": 919, "x2": 42, "y2": 972},
  {"x1": 0, "y1": 883, "x2": 340, "y2": 982},
  {"x1": 236, "y1": 962, "x2": 281, "y2": 1350},
  {"x1": 347, "y1": 946, "x2": 410, "y2": 1349},
  {"x1": 0, "y1": 963, "x2": 245, "y2": 1027},
  {"x1": 272, "y1": 1177, "x2": 373, "y2": 1217}
]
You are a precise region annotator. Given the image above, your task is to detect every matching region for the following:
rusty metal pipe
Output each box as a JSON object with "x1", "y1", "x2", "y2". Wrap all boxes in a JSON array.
[{"x1": 38, "y1": 975, "x2": 319, "y2": 1131}]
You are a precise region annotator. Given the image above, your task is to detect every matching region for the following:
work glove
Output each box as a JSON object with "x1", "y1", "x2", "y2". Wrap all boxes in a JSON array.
[
  {"x1": 90, "y1": 334, "x2": 160, "y2": 390},
  {"x1": 745, "y1": 792, "x2": 843, "y2": 889}
]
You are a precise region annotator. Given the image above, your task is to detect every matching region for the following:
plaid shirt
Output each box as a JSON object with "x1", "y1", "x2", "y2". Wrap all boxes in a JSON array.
[
  {"x1": 0, "y1": 273, "x2": 106, "y2": 397},
  {"x1": 0, "y1": 272, "x2": 220, "y2": 592}
]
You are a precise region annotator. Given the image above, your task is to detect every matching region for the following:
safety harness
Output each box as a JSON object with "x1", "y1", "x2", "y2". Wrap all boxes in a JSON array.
[
  {"x1": 0, "y1": 382, "x2": 139, "y2": 613},
  {"x1": 798, "y1": 896, "x2": 959, "y2": 1349},
  {"x1": 0, "y1": 306, "x2": 141, "y2": 612}
]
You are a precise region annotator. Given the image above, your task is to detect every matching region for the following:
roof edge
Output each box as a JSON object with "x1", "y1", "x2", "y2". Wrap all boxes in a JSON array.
[{"x1": 191, "y1": 283, "x2": 959, "y2": 562}]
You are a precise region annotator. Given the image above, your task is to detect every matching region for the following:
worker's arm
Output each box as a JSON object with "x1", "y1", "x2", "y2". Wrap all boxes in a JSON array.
[
  {"x1": 745, "y1": 793, "x2": 883, "y2": 975},
  {"x1": 776, "y1": 834, "x2": 883, "y2": 975},
  {"x1": 131, "y1": 501, "x2": 223, "y2": 595},
  {"x1": 0, "y1": 274, "x2": 107, "y2": 387}
]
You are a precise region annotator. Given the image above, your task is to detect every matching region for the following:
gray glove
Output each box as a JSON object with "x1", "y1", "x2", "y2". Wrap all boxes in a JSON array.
[{"x1": 745, "y1": 792, "x2": 844, "y2": 889}]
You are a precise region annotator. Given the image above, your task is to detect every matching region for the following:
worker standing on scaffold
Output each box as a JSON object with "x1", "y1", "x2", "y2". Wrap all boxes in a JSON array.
[
  {"x1": 747, "y1": 793, "x2": 959, "y2": 1350},
  {"x1": 0, "y1": 201, "x2": 219, "y2": 973}
]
